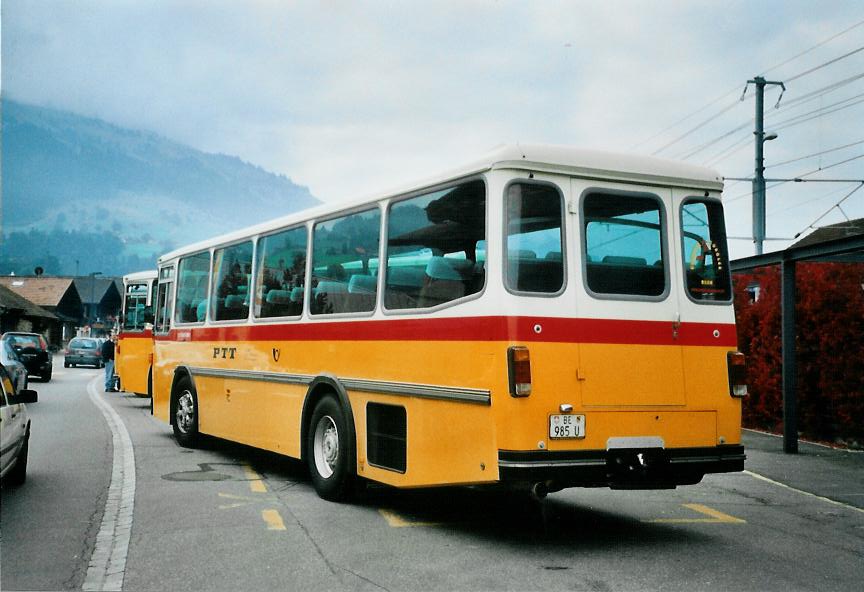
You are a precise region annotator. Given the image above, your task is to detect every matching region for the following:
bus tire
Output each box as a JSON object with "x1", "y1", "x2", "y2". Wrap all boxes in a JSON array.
[
  {"x1": 172, "y1": 376, "x2": 199, "y2": 448},
  {"x1": 307, "y1": 394, "x2": 355, "y2": 502}
]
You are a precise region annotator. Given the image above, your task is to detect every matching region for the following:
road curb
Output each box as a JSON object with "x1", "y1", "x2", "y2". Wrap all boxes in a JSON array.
[{"x1": 83, "y1": 377, "x2": 137, "y2": 592}]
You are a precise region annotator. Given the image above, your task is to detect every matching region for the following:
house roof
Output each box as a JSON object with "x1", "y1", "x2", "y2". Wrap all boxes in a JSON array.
[
  {"x1": 71, "y1": 277, "x2": 121, "y2": 305},
  {"x1": 792, "y1": 218, "x2": 864, "y2": 249},
  {"x1": 0, "y1": 284, "x2": 58, "y2": 320},
  {"x1": 0, "y1": 276, "x2": 78, "y2": 308}
]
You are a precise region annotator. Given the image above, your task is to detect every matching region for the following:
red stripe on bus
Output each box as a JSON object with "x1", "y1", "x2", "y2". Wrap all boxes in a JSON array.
[
  {"x1": 154, "y1": 317, "x2": 737, "y2": 347},
  {"x1": 118, "y1": 329, "x2": 153, "y2": 339}
]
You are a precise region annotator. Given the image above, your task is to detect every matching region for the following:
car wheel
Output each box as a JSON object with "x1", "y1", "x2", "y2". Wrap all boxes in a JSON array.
[
  {"x1": 64, "y1": 361, "x2": 70, "y2": 368},
  {"x1": 42, "y1": 370, "x2": 52, "y2": 382},
  {"x1": 172, "y1": 376, "x2": 199, "y2": 448},
  {"x1": 307, "y1": 394, "x2": 356, "y2": 501},
  {"x1": 6, "y1": 434, "x2": 29, "y2": 486}
]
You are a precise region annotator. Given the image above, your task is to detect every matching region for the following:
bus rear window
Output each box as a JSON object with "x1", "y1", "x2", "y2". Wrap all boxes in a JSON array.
[
  {"x1": 681, "y1": 200, "x2": 731, "y2": 302},
  {"x1": 583, "y1": 192, "x2": 667, "y2": 298}
]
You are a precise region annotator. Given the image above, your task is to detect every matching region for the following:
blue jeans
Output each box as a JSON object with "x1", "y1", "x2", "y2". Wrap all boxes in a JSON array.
[{"x1": 104, "y1": 359, "x2": 115, "y2": 390}]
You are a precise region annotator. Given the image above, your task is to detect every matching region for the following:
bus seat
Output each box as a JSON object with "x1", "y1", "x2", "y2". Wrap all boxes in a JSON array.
[
  {"x1": 602, "y1": 255, "x2": 647, "y2": 266},
  {"x1": 545, "y1": 251, "x2": 563, "y2": 261},
  {"x1": 348, "y1": 274, "x2": 377, "y2": 294},
  {"x1": 196, "y1": 300, "x2": 207, "y2": 322},
  {"x1": 418, "y1": 257, "x2": 472, "y2": 307},
  {"x1": 509, "y1": 249, "x2": 537, "y2": 259},
  {"x1": 290, "y1": 287, "x2": 304, "y2": 302},
  {"x1": 266, "y1": 289, "x2": 292, "y2": 304},
  {"x1": 225, "y1": 294, "x2": 247, "y2": 309}
]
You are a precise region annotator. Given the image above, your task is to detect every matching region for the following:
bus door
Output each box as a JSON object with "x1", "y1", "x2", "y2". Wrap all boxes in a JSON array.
[
  {"x1": 572, "y1": 181, "x2": 687, "y2": 408},
  {"x1": 672, "y1": 189, "x2": 734, "y2": 404},
  {"x1": 152, "y1": 266, "x2": 175, "y2": 419}
]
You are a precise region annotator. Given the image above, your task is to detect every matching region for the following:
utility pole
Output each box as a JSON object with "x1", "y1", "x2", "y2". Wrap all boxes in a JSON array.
[{"x1": 744, "y1": 76, "x2": 784, "y2": 255}]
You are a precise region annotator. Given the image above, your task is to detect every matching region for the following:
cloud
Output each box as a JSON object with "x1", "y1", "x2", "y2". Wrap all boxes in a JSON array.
[{"x1": 3, "y1": 0, "x2": 863, "y2": 258}]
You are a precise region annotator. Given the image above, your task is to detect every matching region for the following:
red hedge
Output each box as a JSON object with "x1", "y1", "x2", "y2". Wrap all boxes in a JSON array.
[{"x1": 733, "y1": 263, "x2": 864, "y2": 445}]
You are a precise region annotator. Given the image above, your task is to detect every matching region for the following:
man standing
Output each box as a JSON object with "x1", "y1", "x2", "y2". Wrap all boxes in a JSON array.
[{"x1": 101, "y1": 334, "x2": 117, "y2": 392}]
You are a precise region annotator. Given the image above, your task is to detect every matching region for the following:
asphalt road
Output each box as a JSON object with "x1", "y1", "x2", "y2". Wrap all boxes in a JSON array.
[{"x1": 2, "y1": 356, "x2": 863, "y2": 591}]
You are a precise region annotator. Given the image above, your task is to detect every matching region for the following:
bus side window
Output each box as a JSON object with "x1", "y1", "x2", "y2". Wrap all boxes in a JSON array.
[
  {"x1": 681, "y1": 200, "x2": 731, "y2": 301},
  {"x1": 505, "y1": 182, "x2": 564, "y2": 294},
  {"x1": 385, "y1": 179, "x2": 486, "y2": 310},
  {"x1": 255, "y1": 226, "x2": 307, "y2": 318},
  {"x1": 310, "y1": 209, "x2": 381, "y2": 315},
  {"x1": 175, "y1": 252, "x2": 211, "y2": 324},
  {"x1": 211, "y1": 241, "x2": 253, "y2": 321}
]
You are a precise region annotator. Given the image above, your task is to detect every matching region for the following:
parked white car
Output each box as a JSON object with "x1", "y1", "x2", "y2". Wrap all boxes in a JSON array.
[{"x1": 1, "y1": 363, "x2": 38, "y2": 486}]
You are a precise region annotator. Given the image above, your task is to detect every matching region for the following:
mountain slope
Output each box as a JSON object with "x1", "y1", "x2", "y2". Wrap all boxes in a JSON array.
[{"x1": 1, "y1": 99, "x2": 319, "y2": 275}]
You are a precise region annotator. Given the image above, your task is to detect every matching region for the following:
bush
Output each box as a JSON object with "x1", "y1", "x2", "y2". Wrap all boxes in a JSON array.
[{"x1": 733, "y1": 263, "x2": 864, "y2": 446}]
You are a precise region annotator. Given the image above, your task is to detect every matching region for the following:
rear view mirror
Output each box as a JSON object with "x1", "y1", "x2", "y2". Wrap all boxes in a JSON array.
[{"x1": 9, "y1": 389, "x2": 38, "y2": 404}]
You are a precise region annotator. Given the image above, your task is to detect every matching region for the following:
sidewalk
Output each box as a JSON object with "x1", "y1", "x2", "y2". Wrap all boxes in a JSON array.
[{"x1": 742, "y1": 429, "x2": 864, "y2": 510}]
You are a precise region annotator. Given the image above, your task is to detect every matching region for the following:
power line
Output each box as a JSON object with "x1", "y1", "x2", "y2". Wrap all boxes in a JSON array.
[
  {"x1": 762, "y1": 18, "x2": 864, "y2": 76},
  {"x1": 650, "y1": 100, "x2": 741, "y2": 156},
  {"x1": 678, "y1": 76, "x2": 864, "y2": 163},
  {"x1": 633, "y1": 19, "x2": 864, "y2": 152},
  {"x1": 767, "y1": 139, "x2": 864, "y2": 168},
  {"x1": 793, "y1": 182, "x2": 864, "y2": 239},
  {"x1": 785, "y1": 44, "x2": 864, "y2": 83}
]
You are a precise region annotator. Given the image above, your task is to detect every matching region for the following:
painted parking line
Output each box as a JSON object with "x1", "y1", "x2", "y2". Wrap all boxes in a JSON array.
[
  {"x1": 236, "y1": 464, "x2": 288, "y2": 531},
  {"x1": 262, "y1": 509, "x2": 287, "y2": 530},
  {"x1": 242, "y1": 463, "x2": 268, "y2": 493},
  {"x1": 644, "y1": 503, "x2": 746, "y2": 524},
  {"x1": 379, "y1": 509, "x2": 443, "y2": 528}
]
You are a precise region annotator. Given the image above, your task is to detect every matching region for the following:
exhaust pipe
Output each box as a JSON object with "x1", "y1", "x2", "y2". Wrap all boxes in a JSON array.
[{"x1": 530, "y1": 481, "x2": 548, "y2": 501}]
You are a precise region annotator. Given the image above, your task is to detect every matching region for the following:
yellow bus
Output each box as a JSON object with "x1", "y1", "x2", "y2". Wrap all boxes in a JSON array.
[
  {"x1": 117, "y1": 270, "x2": 157, "y2": 398},
  {"x1": 151, "y1": 145, "x2": 746, "y2": 501}
]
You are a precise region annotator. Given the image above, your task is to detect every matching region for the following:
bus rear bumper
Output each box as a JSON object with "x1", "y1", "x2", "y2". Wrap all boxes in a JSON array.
[{"x1": 497, "y1": 445, "x2": 745, "y2": 490}]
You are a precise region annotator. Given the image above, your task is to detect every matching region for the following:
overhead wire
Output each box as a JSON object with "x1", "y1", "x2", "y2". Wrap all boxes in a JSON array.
[{"x1": 633, "y1": 18, "x2": 864, "y2": 153}]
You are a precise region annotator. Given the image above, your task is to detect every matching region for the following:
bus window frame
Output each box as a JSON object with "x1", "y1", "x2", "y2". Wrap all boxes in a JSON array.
[
  {"x1": 173, "y1": 250, "x2": 212, "y2": 326},
  {"x1": 209, "y1": 239, "x2": 256, "y2": 325},
  {"x1": 679, "y1": 196, "x2": 733, "y2": 306},
  {"x1": 502, "y1": 178, "x2": 568, "y2": 299},
  {"x1": 579, "y1": 187, "x2": 671, "y2": 303},
  {"x1": 252, "y1": 223, "x2": 311, "y2": 323},
  {"x1": 123, "y1": 281, "x2": 154, "y2": 332},
  {"x1": 381, "y1": 175, "x2": 489, "y2": 316},
  {"x1": 154, "y1": 265, "x2": 175, "y2": 336},
  {"x1": 308, "y1": 204, "x2": 383, "y2": 319}
]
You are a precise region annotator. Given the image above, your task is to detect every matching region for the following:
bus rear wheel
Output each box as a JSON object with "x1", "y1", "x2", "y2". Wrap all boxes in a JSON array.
[
  {"x1": 172, "y1": 377, "x2": 199, "y2": 448},
  {"x1": 307, "y1": 394, "x2": 355, "y2": 502}
]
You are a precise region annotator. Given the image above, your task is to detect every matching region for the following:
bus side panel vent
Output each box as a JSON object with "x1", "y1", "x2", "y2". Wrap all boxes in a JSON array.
[{"x1": 367, "y1": 403, "x2": 407, "y2": 473}]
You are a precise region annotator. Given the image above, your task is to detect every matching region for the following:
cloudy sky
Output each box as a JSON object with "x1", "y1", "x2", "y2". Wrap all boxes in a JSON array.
[{"x1": 3, "y1": 0, "x2": 863, "y2": 258}]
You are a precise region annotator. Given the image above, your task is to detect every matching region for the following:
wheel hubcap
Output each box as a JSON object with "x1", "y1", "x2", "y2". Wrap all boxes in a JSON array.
[
  {"x1": 313, "y1": 416, "x2": 339, "y2": 479},
  {"x1": 176, "y1": 390, "x2": 195, "y2": 434}
]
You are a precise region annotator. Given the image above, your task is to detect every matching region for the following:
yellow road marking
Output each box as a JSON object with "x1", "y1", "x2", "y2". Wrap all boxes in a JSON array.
[
  {"x1": 262, "y1": 509, "x2": 287, "y2": 530},
  {"x1": 645, "y1": 503, "x2": 746, "y2": 524},
  {"x1": 242, "y1": 463, "x2": 268, "y2": 493},
  {"x1": 379, "y1": 509, "x2": 442, "y2": 528}
]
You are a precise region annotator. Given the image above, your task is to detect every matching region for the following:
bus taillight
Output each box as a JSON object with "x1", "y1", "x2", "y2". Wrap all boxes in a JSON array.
[
  {"x1": 508, "y1": 346, "x2": 532, "y2": 397},
  {"x1": 727, "y1": 352, "x2": 748, "y2": 398}
]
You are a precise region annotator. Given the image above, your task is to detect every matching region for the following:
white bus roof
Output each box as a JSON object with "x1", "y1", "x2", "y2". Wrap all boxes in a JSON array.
[
  {"x1": 158, "y1": 144, "x2": 723, "y2": 264},
  {"x1": 123, "y1": 270, "x2": 158, "y2": 282}
]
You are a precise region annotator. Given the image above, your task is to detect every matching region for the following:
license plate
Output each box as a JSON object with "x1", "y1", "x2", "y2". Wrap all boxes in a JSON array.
[{"x1": 549, "y1": 414, "x2": 585, "y2": 439}]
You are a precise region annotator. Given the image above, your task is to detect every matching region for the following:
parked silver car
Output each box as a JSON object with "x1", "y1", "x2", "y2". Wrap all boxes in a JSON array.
[
  {"x1": 1, "y1": 363, "x2": 38, "y2": 486},
  {"x1": 64, "y1": 337, "x2": 103, "y2": 368}
]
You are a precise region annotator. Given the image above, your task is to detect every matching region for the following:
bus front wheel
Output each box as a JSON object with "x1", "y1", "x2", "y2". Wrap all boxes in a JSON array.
[
  {"x1": 307, "y1": 394, "x2": 355, "y2": 502},
  {"x1": 172, "y1": 377, "x2": 199, "y2": 448}
]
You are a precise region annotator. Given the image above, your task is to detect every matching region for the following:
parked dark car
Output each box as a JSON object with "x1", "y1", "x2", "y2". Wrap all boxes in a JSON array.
[
  {"x1": 0, "y1": 340, "x2": 28, "y2": 392},
  {"x1": 1, "y1": 332, "x2": 53, "y2": 382},
  {"x1": 64, "y1": 337, "x2": 103, "y2": 368},
  {"x1": 1, "y1": 363, "x2": 38, "y2": 487}
]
